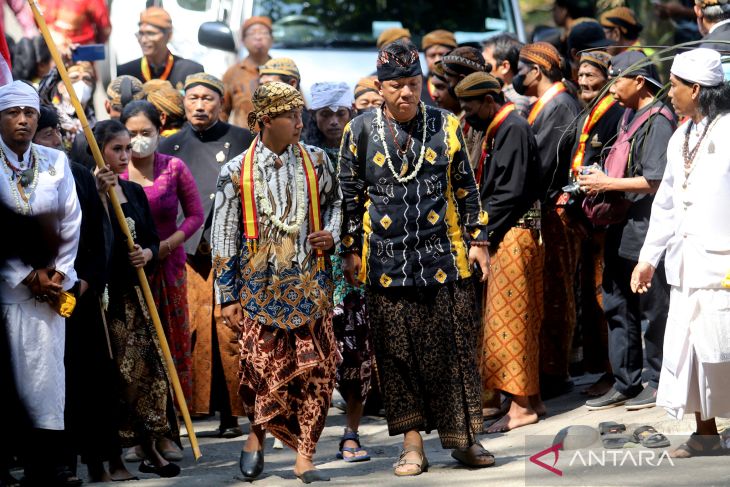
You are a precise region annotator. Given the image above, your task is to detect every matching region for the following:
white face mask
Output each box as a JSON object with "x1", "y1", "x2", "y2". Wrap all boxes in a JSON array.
[
  {"x1": 72, "y1": 81, "x2": 93, "y2": 105},
  {"x1": 131, "y1": 134, "x2": 157, "y2": 158}
]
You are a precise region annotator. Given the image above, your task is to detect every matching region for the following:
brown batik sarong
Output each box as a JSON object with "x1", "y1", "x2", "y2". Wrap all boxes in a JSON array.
[
  {"x1": 482, "y1": 227, "x2": 545, "y2": 396},
  {"x1": 238, "y1": 316, "x2": 336, "y2": 457},
  {"x1": 366, "y1": 278, "x2": 483, "y2": 449}
]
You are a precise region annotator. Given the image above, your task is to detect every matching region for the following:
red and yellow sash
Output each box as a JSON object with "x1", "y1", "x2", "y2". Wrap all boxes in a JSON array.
[
  {"x1": 475, "y1": 103, "x2": 515, "y2": 186},
  {"x1": 527, "y1": 81, "x2": 566, "y2": 126},
  {"x1": 240, "y1": 137, "x2": 325, "y2": 269},
  {"x1": 141, "y1": 52, "x2": 174, "y2": 82},
  {"x1": 571, "y1": 95, "x2": 616, "y2": 176}
]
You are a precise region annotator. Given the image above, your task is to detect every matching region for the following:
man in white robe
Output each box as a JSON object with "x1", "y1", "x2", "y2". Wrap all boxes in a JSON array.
[
  {"x1": 0, "y1": 81, "x2": 81, "y2": 482},
  {"x1": 632, "y1": 48, "x2": 730, "y2": 458}
]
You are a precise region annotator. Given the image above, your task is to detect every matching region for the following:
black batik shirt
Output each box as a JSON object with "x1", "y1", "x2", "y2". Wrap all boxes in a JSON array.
[{"x1": 338, "y1": 105, "x2": 488, "y2": 288}]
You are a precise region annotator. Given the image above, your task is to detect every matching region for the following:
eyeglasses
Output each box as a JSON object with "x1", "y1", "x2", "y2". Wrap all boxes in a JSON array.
[{"x1": 136, "y1": 29, "x2": 166, "y2": 40}]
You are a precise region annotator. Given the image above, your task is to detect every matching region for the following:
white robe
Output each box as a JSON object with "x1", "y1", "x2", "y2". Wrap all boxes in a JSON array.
[
  {"x1": 639, "y1": 114, "x2": 730, "y2": 420},
  {"x1": 0, "y1": 141, "x2": 81, "y2": 430}
]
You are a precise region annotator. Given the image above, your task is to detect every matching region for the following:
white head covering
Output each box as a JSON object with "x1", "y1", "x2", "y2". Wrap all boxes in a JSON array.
[
  {"x1": 0, "y1": 80, "x2": 40, "y2": 113},
  {"x1": 309, "y1": 82, "x2": 353, "y2": 112},
  {"x1": 671, "y1": 48, "x2": 725, "y2": 87}
]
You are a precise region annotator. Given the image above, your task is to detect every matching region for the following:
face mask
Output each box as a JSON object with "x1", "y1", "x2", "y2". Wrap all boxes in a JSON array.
[
  {"x1": 512, "y1": 73, "x2": 528, "y2": 96},
  {"x1": 465, "y1": 115, "x2": 489, "y2": 132},
  {"x1": 72, "y1": 81, "x2": 93, "y2": 105},
  {"x1": 131, "y1": 134, "x2": 157, "y2": 158}
]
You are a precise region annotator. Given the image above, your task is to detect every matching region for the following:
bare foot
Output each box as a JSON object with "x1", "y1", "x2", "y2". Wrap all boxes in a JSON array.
[
  {"x1": 582, "y1": 373, "x2": 614, "y2": 397},
  {"x1": 293, "y1": 454, "x2": 317, "y2": 477},
  {"x1": 530, "y1": 396, "x2": 547, "y2": 418},
  {"x1": 486, "y1": 400, "x2": 538, "y2": 433},
  {"x1": 483, "y1": 397, "x2": 511, "y2": 419},
  {"x1": 108, "y1": 457, "x2": 137, "y2": 482}
]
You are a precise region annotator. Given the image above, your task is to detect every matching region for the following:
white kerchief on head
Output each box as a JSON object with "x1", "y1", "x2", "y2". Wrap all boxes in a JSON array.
[
  {"x1": 309, "y1": 82, "x2": 353, "y2": 112},
  {"x1": 0, "y1": 80, "x2": 40, "y2": 113},
  {"x1": 671, "y1": 48, "x2": 725, "y2": 87}
]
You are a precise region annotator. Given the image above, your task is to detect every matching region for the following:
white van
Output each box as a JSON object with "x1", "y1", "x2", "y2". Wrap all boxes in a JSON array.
[{"x1": 110, "y1": 0, "x2": 525, "y2": 99}]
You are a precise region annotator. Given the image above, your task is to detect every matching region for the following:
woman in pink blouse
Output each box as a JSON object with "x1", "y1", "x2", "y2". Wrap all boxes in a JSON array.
[{"x1": 120, "y1": 100, "x2": 204, "y2": 460}]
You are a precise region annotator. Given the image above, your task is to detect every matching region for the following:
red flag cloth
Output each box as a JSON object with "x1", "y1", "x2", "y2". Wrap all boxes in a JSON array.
[{"x1": 0, "y1": 20, "x2": 12, "y2": 86}]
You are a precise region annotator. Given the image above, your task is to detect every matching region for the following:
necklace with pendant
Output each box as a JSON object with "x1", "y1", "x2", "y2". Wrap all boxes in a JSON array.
[{"x1": 0, "y1": 145, "x2": 40, "y2": 213}]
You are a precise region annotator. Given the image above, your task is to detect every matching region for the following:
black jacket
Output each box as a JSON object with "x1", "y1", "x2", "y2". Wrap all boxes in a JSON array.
[{"x1": 117, "y1": 54, "x2": 204, "y2": 90}]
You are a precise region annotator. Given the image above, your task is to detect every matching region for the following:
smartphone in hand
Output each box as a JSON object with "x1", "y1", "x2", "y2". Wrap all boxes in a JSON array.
[{"x1": 71, "y1": 44, "x2": 106, "y2": 63}]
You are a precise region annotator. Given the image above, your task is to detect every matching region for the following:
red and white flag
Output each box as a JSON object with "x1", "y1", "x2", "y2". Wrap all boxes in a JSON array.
[{"x1": 0, "y1": 20, "x2": 13, "y2": 86}]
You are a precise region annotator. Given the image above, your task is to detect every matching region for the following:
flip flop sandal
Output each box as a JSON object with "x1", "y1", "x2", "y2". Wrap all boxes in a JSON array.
[
  {"x1": 602, "y1": 434, "x2": 635, "y2": 449},
  {"x1": 671, "y1": 433, "x2": 726, "y2": 458},
  {"x1": 394, "y1": 447, "x2": 428, "y2": 476},
  {"x1": 336, "y1": 430, "x2": 371, "y2": 462},
  {"x1": 633, "y1": 426, "x2": 670, "y2": 448},
  {"x1": 598, "y1": 421, "x2": 626, "y2": 436}
]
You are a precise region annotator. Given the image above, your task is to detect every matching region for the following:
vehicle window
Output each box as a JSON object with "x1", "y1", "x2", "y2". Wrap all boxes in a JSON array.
[
  {"x1": 253, "y1": 0, "x2": 516, "y2": 48},
  {"x1": 177, "y1": 0, "x2": 211, "y2": 11}
]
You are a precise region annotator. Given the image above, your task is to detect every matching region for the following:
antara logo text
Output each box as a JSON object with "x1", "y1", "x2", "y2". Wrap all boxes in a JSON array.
[{"x1": 530, "y1": 442, "x2": 675, "y2": 477}]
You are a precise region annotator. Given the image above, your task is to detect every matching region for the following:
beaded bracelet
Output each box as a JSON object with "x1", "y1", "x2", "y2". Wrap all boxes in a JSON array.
[{"x1": 469, "y1": 240, "x2": 490, "y2": 248}]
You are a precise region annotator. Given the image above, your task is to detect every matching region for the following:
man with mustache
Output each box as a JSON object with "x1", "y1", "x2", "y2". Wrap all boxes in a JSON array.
[
  {"x1": 117, "y1": 7, "x2": 203, "y2": 90},
  {"x1": 159, "y1": 73, "x2": 253, "y2": 439}
]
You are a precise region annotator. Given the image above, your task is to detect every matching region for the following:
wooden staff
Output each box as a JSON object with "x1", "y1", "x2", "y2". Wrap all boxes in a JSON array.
[{"x1": 26, "y1": 0, "x2": 201, "y2": 460}]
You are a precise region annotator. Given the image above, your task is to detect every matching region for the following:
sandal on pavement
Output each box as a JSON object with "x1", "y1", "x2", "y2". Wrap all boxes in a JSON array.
[
  {"x1": 394, "y1": 446, "x2": 429, "y2": 477},
  {"x1": 598, "y1": 421, "x2": 626, "y2": 436},
  {"x1": 139, "y1": 461, "x2": 180, "y2": 478},
  {"x1": 632, "y1": 426, "x2": 670, "y2": 448},
  {"x1": 451, "y1": 443, "x2": 496, "y2": 468},
  {"x1": 336, "y1": 428, "x2": 370, "y2": 462},
  {"x1": 670, "y1": 433, "x2": 726, "y2": 458},
  {"x1": 295, "y1": 469, "x2": 330, "y2": 484}
]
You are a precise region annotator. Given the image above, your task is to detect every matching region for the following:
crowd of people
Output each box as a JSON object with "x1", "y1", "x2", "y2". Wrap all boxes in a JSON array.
[{"x1": 1, "y1": 0, "x2": 730, "y2": 485}]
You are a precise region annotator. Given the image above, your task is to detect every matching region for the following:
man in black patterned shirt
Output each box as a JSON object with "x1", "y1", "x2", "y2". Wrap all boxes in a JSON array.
[{"x1": 338, "y1": 39, "x2": 494, "y2": 477}]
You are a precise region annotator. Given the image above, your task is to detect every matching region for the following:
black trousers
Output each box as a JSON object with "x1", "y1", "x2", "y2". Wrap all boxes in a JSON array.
[{"x1": 602, "y1": 228, "x2": 669, "y2": 396}]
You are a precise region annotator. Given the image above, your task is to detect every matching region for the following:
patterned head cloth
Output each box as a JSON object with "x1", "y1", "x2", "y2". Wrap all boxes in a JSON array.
[
  {"x1": 454, "y1": 72, "x2": 502, "y2": 99},
  {"x1": 106, "y1": 75, "x2": 146, "y2": 107},
  {"x1": 580, "y1": 50, "x2": 612, "y2": 75},
  {"x1": 421, "y1": 30, "x2": 457, "y2": 51},
  {"x1": 259, "y1": 58, "x2": 301, "y2": 81},
  {"x1": 520, "y1": 42, "x2": 562, "y2": 71},
  {"x1": 184, "y1": 72, "x2": 224, "y2": 97},
  {"x1": 354, "y1": 77, "x2": 379, "y2": 99},
  {"x1": 0, "y1": 80, "x2": 39, "y2": 113},
  {"x1": 144, "y1": 79, "x2": 184, "y2": 118},
  {"x1": 139, "y1": 7, "x2": 172, "y2": 30},
  {"x1": 600, "y1": 7, "x2": 643, "y2": 38},
  {"x1": 376, "y1": 27, "x2": 412, "y2": 49},
  {"x1": 247, "y1": 81, "x2": 305, "y2": 131},
  {"x1": 68, "y1": 61, "x2": 95, "y2": 80},
  {"x1": 431, "y1": 60, "x2": 448, "y2": 81},
  {"x1": 376, "y1": 39, "x2": 423, "y2": 81},
  {"x1": 441, "y1": 47, "x2": 488, "y2": 76}
]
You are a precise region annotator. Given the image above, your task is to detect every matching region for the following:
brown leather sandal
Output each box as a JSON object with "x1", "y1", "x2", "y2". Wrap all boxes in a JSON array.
[
  {"x1": 394, "y1": 446, "x2": 429, "y2": 476},
  {"x1": 670, "y1": 433, "x2": 726, "y2": 458}
]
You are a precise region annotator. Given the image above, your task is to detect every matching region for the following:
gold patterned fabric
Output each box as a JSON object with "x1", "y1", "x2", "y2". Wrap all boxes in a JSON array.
[
  {"x1": 482, "y1": 227, "x2": 544, "y2": 396},
  {"x1": 246, "y1": 81, "x2": 305, "y2": 132}
]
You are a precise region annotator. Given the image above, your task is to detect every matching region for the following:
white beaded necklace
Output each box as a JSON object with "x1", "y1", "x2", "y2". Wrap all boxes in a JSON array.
[
  {"x1": 0, "y1": 144, "x2": 40, "y2": 215},
  {"x1": 376, "y1": 102, "x2": 428, "y2": 184},
  {"x1": 253, "y1": 143, "x2": 307, "y2": 235}
]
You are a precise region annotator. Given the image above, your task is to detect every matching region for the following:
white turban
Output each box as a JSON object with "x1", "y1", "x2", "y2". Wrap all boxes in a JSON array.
[
  {"x1": 309, "y1": 82, "x2": 353, "y2": 111},
  {"x1": 671, "y1": 48, "x2": 725, "y2": 87},
  {"x1": 0, "y1": 80, "x2": 40, "y2": 113}
]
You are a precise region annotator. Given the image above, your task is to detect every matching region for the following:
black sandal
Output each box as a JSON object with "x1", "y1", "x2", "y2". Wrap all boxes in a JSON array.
[
  {"x1": 139, "y1": 461, "x2": 181, "y2": 478},
  {"x1": 670, "y1": 433, "x2": 726, "y2": 458},
  {"x1": 451, "y1": 443, "x2": 496, "y2": 468},
  {"x1": 632, "y1": 425, "x2": 670, "y2": 448}
]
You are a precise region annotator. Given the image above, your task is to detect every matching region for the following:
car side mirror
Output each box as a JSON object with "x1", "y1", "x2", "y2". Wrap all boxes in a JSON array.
[{"x1": 198, "y1": 21, "x2": 236, "y2": 53}]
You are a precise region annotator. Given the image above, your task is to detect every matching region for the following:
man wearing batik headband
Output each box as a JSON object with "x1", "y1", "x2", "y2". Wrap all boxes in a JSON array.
[
  {"x1": 353, "y1": 77, "x2": 384, "y2": 114},
  {"x1": 159, "y1": 73, "x2": 253, "y2": 438},
  {"x1": 440, "y1": 46, "x2": 490, "y2": 168},
  {"x1": 514, "y1": 41, "x2": 582, "y2": 401},
  {"x1": 429, "y1": 61, "x2": 461, "y2": 114},
  {"x1": 633, "y1": 48, "x2": 730, "y2": 458},
  {"x1": 455, "y1": 72, "x2": 545, "y2": 434},
  {"x1": 422, "y1": 29, "x2": 458, "y2": 103},
  {"x1": 600, "y1": 7, "x2": 646, "y2": 55},
  {"x1": 581, "y1": 50, "x2": 675, "y2": 412},
  {"x1": 562, "y1": 50, "x2": 625, "y2": 398},
  {"x1": 0, "y1": 80, "x2": 81, "y2": 485},
  {"x1": 339, "y1": 38, "x2": 494, "y2": 476},
  {"x1": 212, "y1": 81, "x2": 341, "y2": 483},
  {"x1": 695, "y1": 0, "x2": 730, "y2": 50}
]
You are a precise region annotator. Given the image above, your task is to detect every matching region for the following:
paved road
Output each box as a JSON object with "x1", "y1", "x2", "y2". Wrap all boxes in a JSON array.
[{"x1": 46, "y1": 374, "x2": 730, "y2": 487}]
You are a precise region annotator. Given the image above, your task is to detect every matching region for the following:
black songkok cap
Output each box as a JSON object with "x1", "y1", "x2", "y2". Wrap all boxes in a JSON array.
[
  {"x1": 37, "y1": 104, "x2": 59, "y2": 131},
  {"x1": 376, "y1": 39, "x2": 423, "y2": 82}
]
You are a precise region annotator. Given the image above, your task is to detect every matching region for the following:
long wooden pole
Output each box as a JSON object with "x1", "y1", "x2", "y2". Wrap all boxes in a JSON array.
[{"x1": 26, "y1": 0, "x2": 201, "y2": 460}]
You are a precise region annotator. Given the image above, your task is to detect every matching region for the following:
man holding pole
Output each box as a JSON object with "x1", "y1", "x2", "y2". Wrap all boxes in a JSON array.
[{"x1": 0, "y1": 80, "x2": 82, "y2": 485}]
